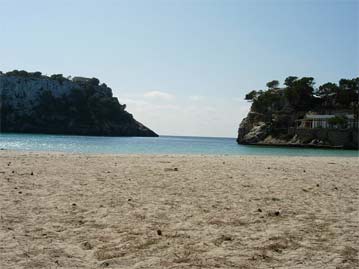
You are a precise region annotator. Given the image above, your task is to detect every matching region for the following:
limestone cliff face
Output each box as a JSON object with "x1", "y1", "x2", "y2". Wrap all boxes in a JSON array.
[
  {"x1": 237, "y1": 112, "x2": 267, "y2": 144},
  {"x1": 237, "y1": 105, "x2": 300, "y2": 145},
  {"x1": 0, "y1": 72, "x2": 158, "y2": 137}
]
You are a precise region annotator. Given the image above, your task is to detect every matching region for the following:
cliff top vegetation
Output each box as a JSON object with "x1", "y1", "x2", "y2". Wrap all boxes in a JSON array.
[{"x1": 244, "y1": 76, "x2": 359, "y2": 117}]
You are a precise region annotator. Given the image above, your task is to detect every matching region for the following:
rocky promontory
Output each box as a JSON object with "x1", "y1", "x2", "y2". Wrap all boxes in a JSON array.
[
  {"x1": 0, "y1": 70, "x2": 158, "y2": 137},
  {"x1": 237, "y1": 77, "x2": 358, "y2": 149}
]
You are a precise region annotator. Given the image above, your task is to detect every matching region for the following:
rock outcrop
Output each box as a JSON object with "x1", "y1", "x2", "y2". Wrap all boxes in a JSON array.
[
  {"x1": 237, "y1": 76, "x2": 358, "y2": 149},
  {"x1": 0, "y1": 71, "x2": 158, "y2": 137},
  {"x1": 237, "y1": 112, "x2": 268, "y2": 144},
  {"x1": 237, "y1": 109, "x2": 358, "y2": 149}
]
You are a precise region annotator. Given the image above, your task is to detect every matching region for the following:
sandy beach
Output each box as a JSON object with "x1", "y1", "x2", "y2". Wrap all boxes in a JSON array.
[{"x1": 0, "y1": 151, "x2": 358, "y2": 269}]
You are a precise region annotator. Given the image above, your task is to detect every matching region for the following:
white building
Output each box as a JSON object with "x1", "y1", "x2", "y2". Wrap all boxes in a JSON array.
[{"x1": 298, "y1": 114, "x2": 357, "y2": 129}]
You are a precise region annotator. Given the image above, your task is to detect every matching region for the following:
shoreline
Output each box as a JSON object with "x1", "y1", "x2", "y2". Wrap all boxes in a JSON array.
[
  {"x1": 1, "y1": 148, "x2": 358, "y2": 158},
  {"x1": 237, "y1": 141, "x2": 359, "y2": 150}
]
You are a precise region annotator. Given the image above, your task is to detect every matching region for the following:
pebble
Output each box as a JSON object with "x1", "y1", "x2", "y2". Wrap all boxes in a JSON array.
[
  {"x1": 165, "y1": 168, "x2": 178, "y2": 172},
  {"x1": 81, "y1": 241, "x2": 93, "y2": 250},
  {"x1": 101, "y1": 261, "x2": 110, "y2": 267},
  {"x1": 222, "y1": 235, "x2": 233, "y2": 241}
]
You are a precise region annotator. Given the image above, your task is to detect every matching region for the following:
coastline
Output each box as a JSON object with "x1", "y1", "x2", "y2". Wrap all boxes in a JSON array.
[
  {"x1": 1, "y1": 148, "x2": 358, "y2": 157},
  {"x1": 1, "y1": 151, "x2": 358, "y2": 268},
  {"x1": 237, "y1": 141, "x2": 358, "y2": 150}
]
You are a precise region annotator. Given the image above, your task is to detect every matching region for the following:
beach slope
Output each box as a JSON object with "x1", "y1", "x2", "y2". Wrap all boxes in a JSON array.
[{"x1": 0, "y1": 151, "x2": 358, "y2": 268}]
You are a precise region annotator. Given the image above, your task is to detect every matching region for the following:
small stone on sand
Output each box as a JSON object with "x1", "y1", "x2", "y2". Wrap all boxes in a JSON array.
[{"x1": 81, "y1": 241, "x2": 93, "y2": 250}]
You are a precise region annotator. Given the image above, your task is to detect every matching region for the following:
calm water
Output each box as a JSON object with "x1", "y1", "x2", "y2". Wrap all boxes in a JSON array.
[{"x1": 0, "y1": 133, "x2": 358, "y2": 157}]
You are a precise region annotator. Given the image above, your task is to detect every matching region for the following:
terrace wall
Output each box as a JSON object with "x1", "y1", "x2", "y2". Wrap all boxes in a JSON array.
[{"x1": 295, "y1": 128, "x2": 358, "y2": 149}]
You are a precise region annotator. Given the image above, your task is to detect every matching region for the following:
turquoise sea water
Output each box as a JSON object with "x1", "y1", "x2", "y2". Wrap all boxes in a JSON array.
[{"x1": 0, "y1": 133, "x2": 358, "y2": 157}]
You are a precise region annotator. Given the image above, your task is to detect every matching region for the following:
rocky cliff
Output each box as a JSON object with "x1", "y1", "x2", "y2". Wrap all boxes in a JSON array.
[
  {"x1": 238, "y1": 112, "x2": 358, "y2": 149},
  {"x1": 237, "y1": 77, "x2": 358, "y2": 149},
  {"x1": 0, "y1": 71, "x2": 158, "y2": 137}
]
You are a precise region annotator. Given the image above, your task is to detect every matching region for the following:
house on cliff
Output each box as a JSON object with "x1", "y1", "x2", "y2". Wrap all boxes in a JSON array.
[
  {"x1": 297, "y1": 114, "x2": 358, "y2": 129},
  {"x1": 297, "y1": 113, "x2": 358, "y2": 129},
  {"x1": 289, "y1": 113, "x2": 358, "y2": 149}
]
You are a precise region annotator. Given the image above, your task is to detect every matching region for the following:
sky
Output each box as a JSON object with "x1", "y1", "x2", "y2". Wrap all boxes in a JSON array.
[{"x1": 0, "y1": 0, "x2": 358, "y2": 137}]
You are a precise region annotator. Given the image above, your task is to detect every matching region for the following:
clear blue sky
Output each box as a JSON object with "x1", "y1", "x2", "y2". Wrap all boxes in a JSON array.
[{"x1": 1, "y1": 0, "x2": 358, "y2": 137}]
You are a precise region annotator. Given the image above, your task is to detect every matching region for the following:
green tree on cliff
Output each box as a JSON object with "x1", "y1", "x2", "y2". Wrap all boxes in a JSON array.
[
  {"x1": 284, "y1": 77, "x2": 315, "y2": 110},
  {"x1": 245, "y1": 90, "x2": 259, "y2": 101},
  {"x1": 245, "y1": 76, "x2": 358, "y2": 114},
  {"x1": 266, "y1": 80, "x2": 279, "y2": 89}
]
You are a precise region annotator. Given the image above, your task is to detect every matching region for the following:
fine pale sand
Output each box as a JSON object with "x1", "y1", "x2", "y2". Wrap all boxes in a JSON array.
[{"x1": 0, "y1": 151, "x2": 358, "y2": 269}]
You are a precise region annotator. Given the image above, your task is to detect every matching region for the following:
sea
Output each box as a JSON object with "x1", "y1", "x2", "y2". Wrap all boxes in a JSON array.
[{"x1": 0, "y1": 133, "x2": 357, "y2": 157}]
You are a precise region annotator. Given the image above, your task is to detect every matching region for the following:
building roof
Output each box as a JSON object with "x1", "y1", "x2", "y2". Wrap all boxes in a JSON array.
[
  {"x1": 305, "y1": 115, "x2": 335, "y2": 119},
  {"x1": 305, "y1": 114, "x2": 355, "y2": 120}
]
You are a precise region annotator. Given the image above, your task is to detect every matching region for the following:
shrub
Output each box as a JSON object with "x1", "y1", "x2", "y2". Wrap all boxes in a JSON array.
[{"x1": 328, "y1": 116, "x2": 348, "y2": 128}]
